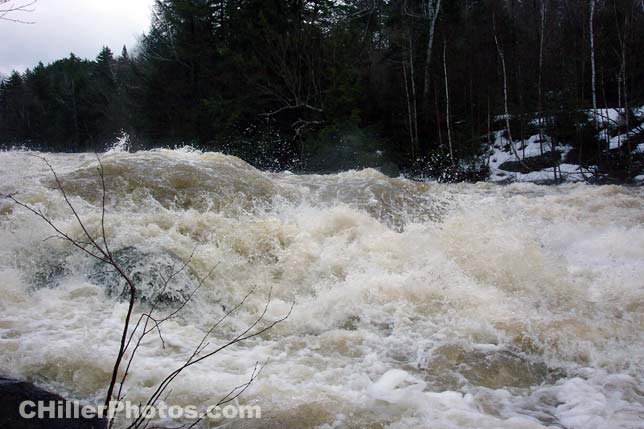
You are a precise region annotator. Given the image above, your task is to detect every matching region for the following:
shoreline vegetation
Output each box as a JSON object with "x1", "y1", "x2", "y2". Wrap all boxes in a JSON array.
[{"x1": 1, "y1": 0, "x2": 643, "y2": 184}]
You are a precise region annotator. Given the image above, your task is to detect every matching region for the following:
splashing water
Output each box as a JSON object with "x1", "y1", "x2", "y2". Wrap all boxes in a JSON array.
[
  {"x1": 106, "y1": 131, "x2": 132, "y2": 154},
  {"x1": 0, "y1": 149, "x2": 643, "y2": 428}
]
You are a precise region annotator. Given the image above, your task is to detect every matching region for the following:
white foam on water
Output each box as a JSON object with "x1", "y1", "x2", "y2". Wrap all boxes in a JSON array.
[{"x1": 0, "y1": 150, "x2": 643, "y2": 428}]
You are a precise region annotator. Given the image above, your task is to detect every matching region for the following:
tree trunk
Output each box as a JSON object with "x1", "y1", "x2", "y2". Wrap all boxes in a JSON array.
[
  {"x1": 435, "y1": 85, "x2": 443, "y2": 148},
  {"x1": 443, "y1": 41, "x2": 454, "y2": 167},
  {"x1": 590, "y1": 0, "x2": 598, "y2": 128},
  {"x1": 409, "y1": 35, "x2": 419, "y2": 154},
  {"x1": 538, "y1": 0, "x2": 546, "y2": 157},
  {"x1": 423, "y1": 0, "x2": 442, "y2": 103},
  {"x1": 493, "y1": 14, "x2": 527, "y2": 170},
  {"x1": 621, "y1": 15, "x2": 631, "y2": 168},
  {"x1": 402, "y1": 58, "x2": 415, "y2": 158}
]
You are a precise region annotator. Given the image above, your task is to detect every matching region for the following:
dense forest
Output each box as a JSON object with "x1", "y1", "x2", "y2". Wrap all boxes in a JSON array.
[{"x1": 1, "y1": 0, "x2": 644, "y2": 180}]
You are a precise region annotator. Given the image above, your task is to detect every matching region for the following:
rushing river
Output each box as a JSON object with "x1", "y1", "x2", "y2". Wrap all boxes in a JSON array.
[{"x1": 1, "y1": 149, "x2": 643, "y2": 428}]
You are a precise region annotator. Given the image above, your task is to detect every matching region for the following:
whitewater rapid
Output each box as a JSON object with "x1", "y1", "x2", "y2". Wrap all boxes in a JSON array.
[{"x1": 0, "y1": 149, "x2": 643, "y2": 428}]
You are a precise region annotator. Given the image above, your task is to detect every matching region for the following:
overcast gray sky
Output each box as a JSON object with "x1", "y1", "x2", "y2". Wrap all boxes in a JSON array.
[{"x1": 0, "y1": 0, "x2": 154, "y2": 76}]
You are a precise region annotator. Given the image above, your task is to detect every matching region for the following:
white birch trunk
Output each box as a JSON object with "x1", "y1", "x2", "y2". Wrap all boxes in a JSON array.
[
  {"x1": 423, "y1": 0, "x2": 442, "y2": 101},
  {"x1": 590, "y1": 0, "x2": 598, "y2": 128},
  {"x1": 493, "y1": 15, "x2": 526, "y2": 168},
  {"x1": 538, "y1": 0, "x2": 546, "y2": 156}
]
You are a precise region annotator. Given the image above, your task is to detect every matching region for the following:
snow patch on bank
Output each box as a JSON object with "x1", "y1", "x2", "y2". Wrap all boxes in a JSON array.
[
  {"x1": 488, "y1": 107, "x2": 644, "y2": 183},
  {"x1": 487, "y1": 131, "x2": 580, "y2": 183}
]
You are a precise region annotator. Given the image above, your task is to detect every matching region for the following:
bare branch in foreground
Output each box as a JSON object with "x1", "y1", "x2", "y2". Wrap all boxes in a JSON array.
[
  {"x1": 2, "y1": 155, "x2": 292, "y2": 429},
  {"x1": 0, "y1": 0, "x2": 37, "y2": 24}
]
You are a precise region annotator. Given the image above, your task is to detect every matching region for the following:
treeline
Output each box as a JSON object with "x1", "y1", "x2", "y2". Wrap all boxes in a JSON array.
[{"x1": 1, "y1": 0, "x2": 643, "y2": 177}]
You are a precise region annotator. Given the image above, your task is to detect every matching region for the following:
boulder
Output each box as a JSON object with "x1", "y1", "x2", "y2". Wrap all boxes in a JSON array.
[
  {"x1": 499, "y1": 151, "x2": 561, "y2": 174},
  {"x1": 0, "y1": 377, "x2": 105, "y2": 429}
]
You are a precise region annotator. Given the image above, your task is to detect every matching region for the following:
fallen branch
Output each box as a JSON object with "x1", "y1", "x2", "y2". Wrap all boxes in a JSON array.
[{"x1": 261, "y1": 103, "x2": 323, "y2": 118}]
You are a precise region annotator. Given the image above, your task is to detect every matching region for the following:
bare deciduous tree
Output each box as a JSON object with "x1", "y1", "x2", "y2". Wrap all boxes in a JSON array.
[
  {"x1": 443, "y1": 40, "x2": 454, "y2": 168},
  {"x1": 400, "y1": 0, "x2": 442, "y2": 150},
  {"x1": 402, "y1": 55, "x2": 416, "y2": 157},
  {"x1": 590, "y1": 0, "x2": 598, "y2": 128},
  {"x1": 403, "y1": 25, "x2": 420, "y2": 158},
  {"x1": 423, "y1": 0, "x2": 442, "y2": 103},
  {"x1": 613, "y1": 0, "x2": 633, "y2": 162},
  {"x1": 0, "y1": 0, "x2": 36, "y2": 24},
  {"x1": 536, "y1": 0, "x2": 559, "y2": 183},
  {"x1": 493, "y1": 13, "x2": 528, "y2": 171}
]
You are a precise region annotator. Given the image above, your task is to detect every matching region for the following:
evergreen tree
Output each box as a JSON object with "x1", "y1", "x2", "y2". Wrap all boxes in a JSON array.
[{"x1": 1, "y1": 0, "x2": 643, "y2": 179}]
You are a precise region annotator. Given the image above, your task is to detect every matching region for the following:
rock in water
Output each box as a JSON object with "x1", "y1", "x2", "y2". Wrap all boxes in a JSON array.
[
  {"x1": 0, "y1": 377, "x2": 105, "y2": 429},
  {"x1": 89, "y1": 247, "x2": 196, "y2": 306}
]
